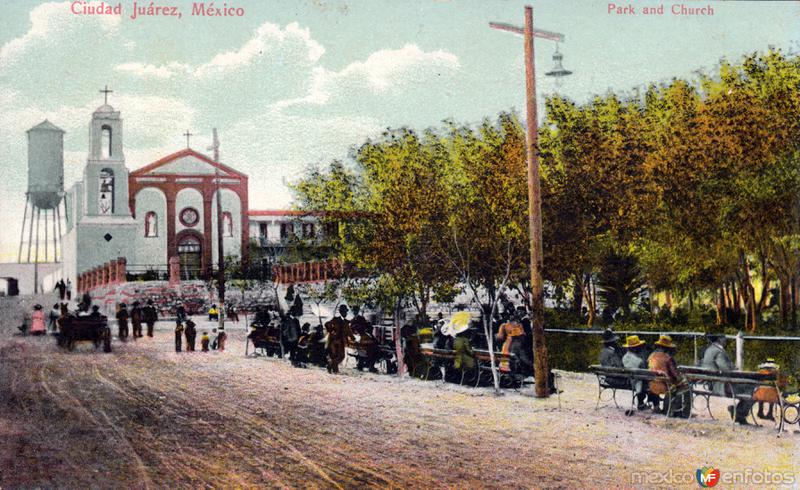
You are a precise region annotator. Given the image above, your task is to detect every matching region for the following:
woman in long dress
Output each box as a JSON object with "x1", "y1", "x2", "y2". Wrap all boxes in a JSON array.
[{"x1": 30, "y1": 304, "x2": 46, "y2": 335}]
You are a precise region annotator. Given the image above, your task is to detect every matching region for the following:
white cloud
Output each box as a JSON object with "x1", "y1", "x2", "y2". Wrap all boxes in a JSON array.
[
  {"x1": 115, "y1": 62, "x2": 190, "y2": 79},
  {"x1": 276, "y1": 44, "x2": 460, "y2": 110},
  {"x1": 0, "y1": 1, "x2": 120, "y2": 70},
  {"x1": 334, "y1": 44, "x2": 460, "y2": 92},
  {"x1": 194, "y1": 21, "x2": 324, "y2": 78}
]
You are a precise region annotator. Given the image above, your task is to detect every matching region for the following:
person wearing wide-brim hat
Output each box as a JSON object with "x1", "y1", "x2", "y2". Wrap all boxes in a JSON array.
[
  {"x1": 648, "y1": 335, "x2": 690, "y2": 417},
  {"x1": 598, "y1": 329, "x2": 627, "y2": 388},
  {"x1": 621, "y1": 335, "x2": 650, "y2": 410},
  {"x1": 130, "y1": 301, "x2": 143, "y2": 339},
  {"x1": 143, "y1": 299, "x2": 158, "y2": 337},
  {"x1": 116, "y1": 302, "x2": 129, "y2": 341},
  {"x1": 754, "y1": 357, "x2": 787, "y2": 421},
  {"x1": 599, "y1": 329, "x2": 623, "y2": 366},
  {"x1": 701, "y1": 328, "x2": 753, "y2": 424}
]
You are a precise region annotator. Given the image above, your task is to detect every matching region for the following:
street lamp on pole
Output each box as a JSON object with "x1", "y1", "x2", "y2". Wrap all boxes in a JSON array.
[{"x1": 490, "y1": 5, "x2": 571, "y2": 398}]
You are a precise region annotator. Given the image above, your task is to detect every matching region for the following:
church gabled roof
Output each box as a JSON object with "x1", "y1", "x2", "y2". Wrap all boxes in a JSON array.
[{"x1": 131, "y1": 148, "x2": 247, "y2": 178}]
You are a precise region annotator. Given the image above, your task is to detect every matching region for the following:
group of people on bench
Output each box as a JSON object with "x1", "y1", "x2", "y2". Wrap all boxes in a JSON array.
[
  {"x1": 600, "y1": 330, "x2": 691, "y2": 417},
  {"x1": 427, "y1": 306, "x2": 557, "y2": 391},
  {"x1": 600, "y1": 329, "x2": 784, "y2": 424}
]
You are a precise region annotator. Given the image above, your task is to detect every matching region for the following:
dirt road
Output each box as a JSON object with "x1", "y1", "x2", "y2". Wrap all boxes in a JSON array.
[{"x1": 1, "y1": 313, "x2": 798, "y2": 488}]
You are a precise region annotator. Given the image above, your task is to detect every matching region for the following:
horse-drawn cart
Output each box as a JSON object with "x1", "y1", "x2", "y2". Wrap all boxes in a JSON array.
[
  {"x1": 58, "y1": 315, "x2": 112, "y2": 352},
  {"x1": 246, "y1": 325, "x2": 282, "y2": 357}
]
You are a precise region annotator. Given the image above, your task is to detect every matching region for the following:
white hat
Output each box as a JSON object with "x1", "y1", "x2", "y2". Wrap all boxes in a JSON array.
[{"x1": 441, "y1": 311, "x2": 471, "y2": 336}]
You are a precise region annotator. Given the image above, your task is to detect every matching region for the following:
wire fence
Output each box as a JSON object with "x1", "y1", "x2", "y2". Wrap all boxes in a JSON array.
[{"x1": 545, "y1": 328, "x2": 800, "y2": 370}]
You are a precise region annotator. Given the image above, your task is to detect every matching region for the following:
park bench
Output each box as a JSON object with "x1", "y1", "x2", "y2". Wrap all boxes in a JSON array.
[
  {"x1": 588, "y1": 365, "x2": 678, "y2": 416},
  {"x1": 421, "y1": 346, "x2": 519, "y2": 388},
  {"x1": 345, "y1": 338, "x2": 397, "y2": 374},
  {"x1": 783, "y1": 393, "x2": 800, "y2": 427},
  {"x1": 473, "y1": 349, "x2": 520, "y2": 389},
  {"x1": 679, "y1": 366, "x2": 785, "y2": 431}
]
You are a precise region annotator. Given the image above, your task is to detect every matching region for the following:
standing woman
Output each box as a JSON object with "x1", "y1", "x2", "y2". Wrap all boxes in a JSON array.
[{"x1": 30, "y1": 304, "x2": 47, "y2": 335}]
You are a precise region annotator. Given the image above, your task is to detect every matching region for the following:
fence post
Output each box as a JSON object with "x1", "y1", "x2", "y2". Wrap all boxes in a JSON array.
[
  {"x1": 169, "y1": 256, "x2": 181, "y2": 287},
  {"x1": 693, "y1": 335, "x2": 698, "y2": 366},
  {"x1": 735, "y1": 330, "x2": 744, "y2": 370},
  {"x1": 117, "y1": 257, "x2": 127, "y2": 284}
]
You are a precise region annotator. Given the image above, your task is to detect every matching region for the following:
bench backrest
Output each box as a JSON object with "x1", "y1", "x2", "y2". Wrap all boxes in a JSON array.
[{"x1": 589, "y1": 365, "x2": 668, "y2": 381}]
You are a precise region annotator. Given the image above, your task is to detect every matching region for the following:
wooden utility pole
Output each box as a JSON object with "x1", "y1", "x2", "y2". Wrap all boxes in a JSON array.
[
  {"x1": 210, "y1": 129, "x2": 225, "y2": 329},
  {"x1": 490, "y1": 6, "x2": 566, "y2": 398}
]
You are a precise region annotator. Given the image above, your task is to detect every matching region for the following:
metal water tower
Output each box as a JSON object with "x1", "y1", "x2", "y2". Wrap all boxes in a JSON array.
[{"x1": 18, "y1": 119, "x2": 66, "y2": 265}]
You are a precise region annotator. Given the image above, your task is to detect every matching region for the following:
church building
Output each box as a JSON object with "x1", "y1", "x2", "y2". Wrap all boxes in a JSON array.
[{"x1": 61, "y1": 96, "x2": 253, "y2": 285}]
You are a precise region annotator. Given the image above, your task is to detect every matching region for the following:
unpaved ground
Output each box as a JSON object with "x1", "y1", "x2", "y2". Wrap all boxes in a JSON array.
[{"x1": 0, "y1": 298, "x2": 798, "y2": 489}]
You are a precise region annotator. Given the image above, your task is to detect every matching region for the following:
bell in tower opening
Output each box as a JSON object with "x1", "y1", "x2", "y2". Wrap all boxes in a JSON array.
[{"x1": 98, "y1": 168, "x2": 114, "y2": 214}]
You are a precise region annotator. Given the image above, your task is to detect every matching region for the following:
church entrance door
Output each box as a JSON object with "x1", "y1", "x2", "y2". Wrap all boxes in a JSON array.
[{"x1": 177, "y1": 236, "x2": 202, "y2": 279}]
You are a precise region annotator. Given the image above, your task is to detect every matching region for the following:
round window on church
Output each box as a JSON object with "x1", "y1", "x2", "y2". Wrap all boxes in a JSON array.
[{"x1": 180, "y1": 207, "x2": 199, "y2": 227}]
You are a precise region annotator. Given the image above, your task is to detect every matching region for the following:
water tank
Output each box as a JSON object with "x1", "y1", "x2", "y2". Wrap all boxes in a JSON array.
[{"x1": 27, "y1": 120, "x2": 65, "y2": 209}]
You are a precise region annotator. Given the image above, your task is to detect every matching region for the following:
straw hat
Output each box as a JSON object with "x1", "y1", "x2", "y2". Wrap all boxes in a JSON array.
[
  {"x1": 758, "y1": 358, "x2": 780, "y2": 370},
  {"x1": 654, "y1": 334, "x2": 676, "y2": 349},
  {"x1": 622, "y1": 335, "x2": 645, "y2": 348},
  {"x1": 441, "y1": 311, "x2": 471, "y2": 337}
]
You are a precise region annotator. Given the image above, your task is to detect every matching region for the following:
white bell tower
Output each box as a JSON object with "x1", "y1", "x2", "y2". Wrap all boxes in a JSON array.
[{"x1": 84, "y1": 86, "x2": 131, "y2": 217}]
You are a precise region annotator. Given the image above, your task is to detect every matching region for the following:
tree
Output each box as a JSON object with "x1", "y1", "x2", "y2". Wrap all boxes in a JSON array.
[{"x1": 440, "y1": 113, "x2": 529, "y2": 392}]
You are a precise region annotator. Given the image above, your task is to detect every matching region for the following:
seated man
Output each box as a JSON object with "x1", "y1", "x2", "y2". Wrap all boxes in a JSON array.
[
  {"x1": 351, "y1": 306, "x2": 378, "y2": 372},
  {"x1": 598, "y1": 329, "x2": 629, "y2": 389},
  {"x1": 701, "y1": 332, "x2": 753, "y2": 425},
  {"x1": 294, "y1": 323, "x2": 311, "y2": 368},
  {"x1": 622, "y1": 335, "x2": 656, "y2": 411},
  {"x1": 647, "y1": 335, "x2": 690, "y2": 417},
  {"x1": 307, "y1": 324, "x2": 327, "y2": 367}
]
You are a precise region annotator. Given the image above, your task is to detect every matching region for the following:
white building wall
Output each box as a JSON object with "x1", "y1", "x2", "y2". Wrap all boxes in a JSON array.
[
  {"x1": 175, "y1": 188, "x2": 205, "y2": 235},
  {"x1": 211, "y1": 189, "x2": 241, "y2": 265},
  {"x1": 74, "y1": 219, "x2": 137, "y2": 274},
  {"x1": 133, "y1": 187, "x2": 168, "y2": 266}
]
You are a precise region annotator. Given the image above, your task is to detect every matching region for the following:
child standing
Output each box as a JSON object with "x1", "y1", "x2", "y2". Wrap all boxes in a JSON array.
[{"x1": 201, "y1": 331, "x2": 210, "y2": 352}]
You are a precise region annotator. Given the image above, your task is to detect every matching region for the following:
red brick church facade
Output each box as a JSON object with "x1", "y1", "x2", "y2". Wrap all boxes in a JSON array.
[{"x1": 128, "y1": 148, "x2": 249, "y2": 276}]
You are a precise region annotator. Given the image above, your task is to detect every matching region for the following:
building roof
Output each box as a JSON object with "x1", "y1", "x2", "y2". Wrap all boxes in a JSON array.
[
  {"x1": 248, "y1": 210, "x2": 372, "y2": 218},
  {"x1": 27, "y1": 119, "x2": 65, "y2": 133},
  {"x1": 130, "y1": 148, "x2": 247, "y2": 178},
  {"x1": 248, "y1": 210, "x2": 324, "y2": 217},
  {"x1": 94, "y1": 104, "x2": 115, "y2": 114}
]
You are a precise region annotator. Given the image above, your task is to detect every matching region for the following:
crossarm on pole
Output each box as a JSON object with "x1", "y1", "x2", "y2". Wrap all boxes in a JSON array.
[{"x1": 488, "y1": 22, "x2": 565, "y2": 42}]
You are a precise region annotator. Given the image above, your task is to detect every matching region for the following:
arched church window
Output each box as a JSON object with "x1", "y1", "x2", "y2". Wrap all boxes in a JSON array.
[
  {"x1": 98, "y1": 168, "x2": 114, "y2": 215},
  {"x1": 145, "y1": 212, "x2": 158, "y2": 237},
  {"x1": 222, "y1": 211, "x2": 233, "y2": 237},
  {"x1": 101, "y1": 125, "x2": 112, "y2": 158}
]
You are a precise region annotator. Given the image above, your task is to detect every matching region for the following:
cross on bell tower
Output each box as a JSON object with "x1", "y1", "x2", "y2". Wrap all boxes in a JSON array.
[
  {"x1": 100, "y1": 85, "x2": 113, "y2": 105},
  {"x1": 183, "y1": 130, "x2": 193, "y2": 148}
]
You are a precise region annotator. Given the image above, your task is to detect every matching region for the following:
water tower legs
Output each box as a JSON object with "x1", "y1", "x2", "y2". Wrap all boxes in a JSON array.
[
  {"x1": 17, "y1": 193, "x2": 29, "y2": 263},
  {"x1": 18, "y1": 194, "x2": 65, "y2": 267}
]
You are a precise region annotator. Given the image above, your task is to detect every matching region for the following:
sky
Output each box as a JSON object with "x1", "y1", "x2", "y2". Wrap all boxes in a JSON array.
[{"x1": 0, "y1": 0, "x2": 799, "y2": 262}]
